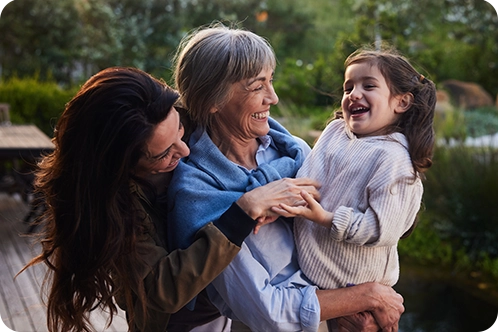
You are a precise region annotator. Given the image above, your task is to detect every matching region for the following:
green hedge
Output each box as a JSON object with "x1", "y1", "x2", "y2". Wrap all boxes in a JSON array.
[{"x1": 0, "y1": 76, "x2": 77, "y2": 136}]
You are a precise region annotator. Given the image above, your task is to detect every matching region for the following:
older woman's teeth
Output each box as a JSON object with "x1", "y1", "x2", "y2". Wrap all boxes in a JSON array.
[{"x1": 251, "y1": 111, "x2": 269, "y2": 119}]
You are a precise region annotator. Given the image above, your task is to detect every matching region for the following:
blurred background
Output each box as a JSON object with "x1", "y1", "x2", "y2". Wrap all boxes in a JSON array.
[{"x1": 0, "y1": 0, "x2": 497, "y2": 331}]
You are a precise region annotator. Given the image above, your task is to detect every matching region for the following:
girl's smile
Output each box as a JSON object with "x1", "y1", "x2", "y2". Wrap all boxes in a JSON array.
[{"x1": 341, "y1": 63, "x2": 408, "y2": 137}]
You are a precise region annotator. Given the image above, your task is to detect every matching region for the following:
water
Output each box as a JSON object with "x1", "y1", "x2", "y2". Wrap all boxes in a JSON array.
[{"x1": 395, "y1": 264, "x2": 498, "y2": 332}]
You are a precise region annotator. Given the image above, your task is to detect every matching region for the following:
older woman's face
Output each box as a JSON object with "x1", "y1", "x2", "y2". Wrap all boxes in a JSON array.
[
  {"x1": 135, "y1": 107, "x2": 190, "y2": 176},
  {"x1": 217, "y1": 67, "x2": 278, "y2": 140}
]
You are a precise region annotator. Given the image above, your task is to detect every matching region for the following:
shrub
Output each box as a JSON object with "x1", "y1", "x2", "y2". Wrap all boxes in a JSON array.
[
  {"x1": 423, "y1": 145, "x2": 498, "y2": 258},
  {"x1": 464, "y1": 107, "x2": 498, "y2": 137},
  {"x1": 0, "y1": 76, "x2": 77, "y2": 136}
]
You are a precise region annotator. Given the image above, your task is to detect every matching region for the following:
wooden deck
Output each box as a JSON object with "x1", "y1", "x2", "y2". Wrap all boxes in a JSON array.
[{"x1": 0, "y1": 193, "x2": 129, "y2": 332}]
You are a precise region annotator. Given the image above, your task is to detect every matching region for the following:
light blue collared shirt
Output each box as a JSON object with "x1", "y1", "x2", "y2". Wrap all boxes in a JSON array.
[{"x1": 206, "y1": 135, "x2": 321, "y2": 331}]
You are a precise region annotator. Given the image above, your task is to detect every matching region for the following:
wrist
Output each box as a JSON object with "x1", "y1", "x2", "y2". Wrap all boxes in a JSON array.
[
  {"x1": 320, "y1": 211, "x2": 334, "y2": 228},
  {"x1": 236, "y1": 194, "x2": 259, "y2": 220},
  {"x1": 357, "y1": 282, "x2": 382, "y2": 312}
]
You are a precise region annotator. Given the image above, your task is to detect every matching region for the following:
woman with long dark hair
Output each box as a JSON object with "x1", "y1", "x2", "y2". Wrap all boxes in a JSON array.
[{"x1": 21, "y1": 67, "x2": 316, "y2": 332}]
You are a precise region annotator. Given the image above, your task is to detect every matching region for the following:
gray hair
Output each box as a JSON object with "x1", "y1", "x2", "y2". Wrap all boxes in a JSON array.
[{"x1": 173, "y1": 23, "x2": 276, "y2": 130}]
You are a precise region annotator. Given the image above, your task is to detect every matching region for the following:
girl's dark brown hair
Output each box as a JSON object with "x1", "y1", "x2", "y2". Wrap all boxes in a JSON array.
[
  {"x1": 339, "y1": 46, "x2": 436, "y2": 175},
  {"x1": 20, "y1": 67, "x2": 179, "y2": 331}
]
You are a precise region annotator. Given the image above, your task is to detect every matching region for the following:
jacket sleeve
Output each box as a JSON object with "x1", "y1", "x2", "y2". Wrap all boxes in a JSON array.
[{"x1": 134, "y1": 203, "x2": 256, "y2": 314}]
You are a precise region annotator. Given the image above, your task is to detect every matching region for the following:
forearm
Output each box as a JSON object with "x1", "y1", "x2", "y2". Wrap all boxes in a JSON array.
[
  {"x1": 317, "y1": 284, "x2": 378, "y2": 321},
  {"x1": 317, "y1": 282, "x2": 404, "y2": 327}
]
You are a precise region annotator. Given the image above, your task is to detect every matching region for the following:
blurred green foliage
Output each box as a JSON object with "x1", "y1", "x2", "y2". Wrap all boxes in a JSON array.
[
  {"x1": 399, "y1": 107, "x2": 498, "y2": 280},
  {"x1": 1, "y1": 0, "x2": 497, "y2": 101},
  {"x1": 0, "y1": 76, "x2": 77, "y2": 135}
]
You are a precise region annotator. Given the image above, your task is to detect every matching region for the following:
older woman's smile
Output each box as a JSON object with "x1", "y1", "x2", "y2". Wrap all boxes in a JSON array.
[{"x1": 251, "y1": 110, "x2": 270, "y2": 120}]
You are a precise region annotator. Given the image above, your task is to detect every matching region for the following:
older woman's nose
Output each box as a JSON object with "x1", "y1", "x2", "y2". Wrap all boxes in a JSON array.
[{"x1": 267, "y1": 87, "x2": 279, "y2": 105}]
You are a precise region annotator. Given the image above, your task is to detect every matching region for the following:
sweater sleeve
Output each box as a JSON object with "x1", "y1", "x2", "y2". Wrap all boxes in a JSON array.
[{"x1": 331, "y1": 151, "x2": 424, "y2": 247}]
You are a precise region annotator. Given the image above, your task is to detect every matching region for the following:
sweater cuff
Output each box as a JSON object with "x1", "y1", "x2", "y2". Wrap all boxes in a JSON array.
[{"x1": 213, "y1": 202, "x2": 257, "y2": 246}]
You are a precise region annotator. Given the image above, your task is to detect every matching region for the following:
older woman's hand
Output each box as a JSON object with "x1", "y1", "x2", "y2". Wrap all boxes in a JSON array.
[
  {"x1": 236, "y1": 177, "x2": 320, "y2": 233},
  {"x1": 363, "y1": 283, "x2": 404, "y2": 332},
  {"x1": 336, "y1": 312, "x2": 380, "y2": 332}
]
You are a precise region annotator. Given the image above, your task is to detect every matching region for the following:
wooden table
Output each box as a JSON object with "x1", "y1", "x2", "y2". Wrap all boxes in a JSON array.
[
  {"x1": 0, "y1": 124, "x2": 54, "y2": 159},
  {"x1": 0, "y1": 125, "x2": 54, "y2": 201}
]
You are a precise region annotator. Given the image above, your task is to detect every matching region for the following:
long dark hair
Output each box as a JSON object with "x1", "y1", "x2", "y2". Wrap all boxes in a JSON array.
[
  {"x1": 341, "y1": 46, "x2": 436, "y2": 175},
  {"x1": 21, "y1": 67, "x2": 179, "y2": 331}
]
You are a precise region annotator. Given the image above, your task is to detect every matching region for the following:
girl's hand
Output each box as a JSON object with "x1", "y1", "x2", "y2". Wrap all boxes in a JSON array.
[
  {"x1": 253, "y1": 215, "x2": 279, "y2": 235},
  {"x1": 271, "y1": 190, "x2": 334, "y2": 228},
  {"x1": 235, "y1": 178, "x2": 321, "y2": 233}
]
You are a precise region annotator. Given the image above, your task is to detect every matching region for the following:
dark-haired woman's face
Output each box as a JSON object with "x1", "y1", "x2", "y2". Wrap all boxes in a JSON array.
[{"x1": 135, "y1": 107, "x2": 190, "y2": 177}]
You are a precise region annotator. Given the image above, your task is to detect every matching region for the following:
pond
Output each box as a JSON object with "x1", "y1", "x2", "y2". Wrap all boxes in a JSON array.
[{"x1": 395, "y1": 263, "x2": 498, "y2": 332}]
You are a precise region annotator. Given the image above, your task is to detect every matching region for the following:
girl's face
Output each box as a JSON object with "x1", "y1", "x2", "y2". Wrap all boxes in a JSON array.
[
  {"x1": 341, "y1": 62, "x2": 409, "y2": 137},
  {"x1": 135, "y1": 107, "x2": 190, "y2": 177},
  {"x1": 215, "y1": 67, "x2": 279, "y2": 141}
]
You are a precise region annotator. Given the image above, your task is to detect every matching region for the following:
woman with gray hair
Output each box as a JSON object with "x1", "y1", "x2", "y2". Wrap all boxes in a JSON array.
[{"x1": 167, "y1": 23, "x2": 404, "y2": 332}]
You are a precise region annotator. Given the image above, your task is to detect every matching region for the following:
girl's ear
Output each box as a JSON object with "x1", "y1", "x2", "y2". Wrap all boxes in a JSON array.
[{"x1": 395, "y1": 93, "x2": 414, "y2": 114}]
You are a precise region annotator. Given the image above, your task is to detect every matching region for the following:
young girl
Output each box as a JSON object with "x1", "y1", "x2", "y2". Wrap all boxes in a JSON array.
[{"x1": 276, "y1": 47, "x2": 436, "y2": 291}]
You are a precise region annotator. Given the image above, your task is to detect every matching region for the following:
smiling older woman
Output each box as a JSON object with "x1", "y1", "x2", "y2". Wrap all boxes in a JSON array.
[{"x1": 166, "y1": 23, "x2": 405, "y2": 332}]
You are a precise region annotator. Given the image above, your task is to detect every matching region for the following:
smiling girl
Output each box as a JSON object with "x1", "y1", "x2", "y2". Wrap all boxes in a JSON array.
[{"x1": 277, "y1": 46, "x2": 436, "y2": 293}]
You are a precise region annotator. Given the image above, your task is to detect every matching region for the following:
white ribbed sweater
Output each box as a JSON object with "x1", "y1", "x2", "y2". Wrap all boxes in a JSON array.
[{"x1": 294, "y1": 119, "x2": 423, "y2": 289}]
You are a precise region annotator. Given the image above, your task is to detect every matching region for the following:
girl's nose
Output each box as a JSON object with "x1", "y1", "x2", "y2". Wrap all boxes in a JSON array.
[{"x1": 349, "y1": 87, "x2": 362, "y2": 101}]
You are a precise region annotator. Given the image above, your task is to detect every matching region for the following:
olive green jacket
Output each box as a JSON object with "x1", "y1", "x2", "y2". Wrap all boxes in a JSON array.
[{"x1": 115, "y1": 182, "x2": 256, "y2": 331}]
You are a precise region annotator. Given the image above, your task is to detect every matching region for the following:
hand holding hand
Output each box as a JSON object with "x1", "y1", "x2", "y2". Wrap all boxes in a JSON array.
[
  {"x1": 366, "y1": 283, "x2": 404, "y2": 332},
  {"x1": 236, "y1": 178, "x2": 320, "y2": 232},
  {"x1": 271, "y1": 190, "x2": 333, "y2": 228}
]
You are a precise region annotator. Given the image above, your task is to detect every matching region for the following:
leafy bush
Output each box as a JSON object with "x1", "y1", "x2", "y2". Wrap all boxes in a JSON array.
[
  {"x1": 464, "y1": 107, "x2": 498, "y2": 138},
  {"x1": 398, "y1": 212, "x2": 454, "y2": 266},
  {"x1": 0, "y1": 76, "x2": 77, "y2": 136},
  {"x1": 400, "y1": 106, "x2": 498, "y2": 279},
  {"x1": 423, "y1": 145, "x2": 498, "y2": 258},
  {"x1": 433, "y1": 109, "x2": 467, "y2": 143}
]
